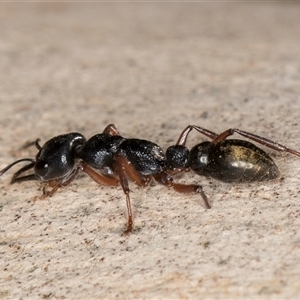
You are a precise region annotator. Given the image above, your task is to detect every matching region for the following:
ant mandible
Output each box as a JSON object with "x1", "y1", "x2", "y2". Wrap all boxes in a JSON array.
[{"x1": 1, "y1": 124, "x2": 300, "y2": 234}]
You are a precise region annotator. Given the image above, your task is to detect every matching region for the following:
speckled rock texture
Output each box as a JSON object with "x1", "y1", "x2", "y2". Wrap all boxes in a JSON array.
[{"x1": 1, "y1": 3, "x2": 300, "y2": 299}]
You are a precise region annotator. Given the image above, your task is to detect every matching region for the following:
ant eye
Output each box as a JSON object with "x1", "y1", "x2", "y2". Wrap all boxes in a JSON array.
[{"x1": 34, "y1": 160, "x2": 49, "y2": 177}]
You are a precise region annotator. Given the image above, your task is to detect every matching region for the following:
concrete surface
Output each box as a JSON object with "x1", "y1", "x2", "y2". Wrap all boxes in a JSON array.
[{"x1": 1, "y1": 2, "x2": 300, "y2": 299}]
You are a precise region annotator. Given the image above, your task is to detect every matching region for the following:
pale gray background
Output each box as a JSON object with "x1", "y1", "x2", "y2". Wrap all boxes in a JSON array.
[{"x1": 1, "y1": 3, "x2": 300, "y2": 299}]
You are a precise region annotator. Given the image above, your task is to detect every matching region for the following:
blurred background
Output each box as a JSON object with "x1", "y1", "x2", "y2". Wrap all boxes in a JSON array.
[{"x1": 1, "y1": 3, "x2": 299, "y2": 145}]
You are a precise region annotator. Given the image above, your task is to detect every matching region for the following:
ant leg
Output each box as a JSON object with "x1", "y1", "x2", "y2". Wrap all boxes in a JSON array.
[
  {"x1": 153, "y1": 172, "x2": 211, "y2": 209},
  {"x1": 175, "y1": 125, "x2": 218, "y2": 146},
  {"x1": 115, "y1": 154, "x2": 150, "y2": 187},
  {"x1": 81, "y1": 163, "x2": 119, "y2": 186},
  {"x1": 114, "y1": 153, "x2": 150, "y2": 234},
  {"x1": 211, "y1": 128, "x2": 300, "y2": 157},
  {"x1": 103, "y1": 124, "x2": 121, "y2": 136},
  {"x1": 41, "y1": 180, "x2": 61, "y2": 199},
  {"x1": 40, "y1": 167, "x2": 81, "y2": 199}
]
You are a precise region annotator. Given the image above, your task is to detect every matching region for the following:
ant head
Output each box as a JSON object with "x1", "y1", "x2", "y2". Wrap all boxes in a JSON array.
[{"x1": 34, "y1": 133, "x2": 86, "y2": 181}]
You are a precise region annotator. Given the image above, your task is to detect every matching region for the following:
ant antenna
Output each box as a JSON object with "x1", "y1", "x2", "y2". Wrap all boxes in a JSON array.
[{"x1": 0, "y1": 158, "x2": 36, "y2": 176}]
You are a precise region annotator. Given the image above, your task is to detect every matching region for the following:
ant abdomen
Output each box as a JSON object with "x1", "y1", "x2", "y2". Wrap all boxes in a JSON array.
[{"x1": 189, "y1": 139, "x2": 280, "y2": 182}]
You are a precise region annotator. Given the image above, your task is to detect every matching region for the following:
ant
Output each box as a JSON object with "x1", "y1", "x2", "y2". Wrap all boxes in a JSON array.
[{"x1": 1, "y1": 124, "x2": 300, "y2": 234}]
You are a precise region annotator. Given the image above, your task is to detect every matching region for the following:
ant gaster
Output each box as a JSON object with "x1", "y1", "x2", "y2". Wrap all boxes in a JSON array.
[{"x1": 1, "y1": 124, "x2": 300, "y2": 234}]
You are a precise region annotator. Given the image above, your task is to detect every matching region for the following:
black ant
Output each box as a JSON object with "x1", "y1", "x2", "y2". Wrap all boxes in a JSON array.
[{"x1": 1, "y1": 124, "x2": 300, "y2": 234}]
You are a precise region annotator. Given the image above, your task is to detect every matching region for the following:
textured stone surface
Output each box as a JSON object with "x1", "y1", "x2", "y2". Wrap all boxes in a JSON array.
[{"x1": 1, "y1": 3, "x2": 300, "y2": 299}]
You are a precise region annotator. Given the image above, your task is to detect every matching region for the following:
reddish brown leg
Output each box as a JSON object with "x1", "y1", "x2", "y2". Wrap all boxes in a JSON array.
[
  {"x1": 41, "y1": 181, "x2": 61, "y2": 199},
  {"x1": 40, "y1": 165, "x2": 118, "y2": 200},
  {"x1": 114, "y1": 153, "x2": 150, "y2": 234},
  {"x1": 210, "y1": 128, "x2": 300, "y2": 157},
  {"x1": 115, "y1": 154, "x2": 150, "y2": 187},
  {"x1": 40, "y1": 167, "x2": 81, "y2": 199},
  {"x1": 175, "y1": 125, "x2": 218, "y2": 146},
  {"x1": 81, "y1": 163, "x2": 119, "y2": 186},
  {"x1": 153, "y1": 171, "x2": 211, "y2": 209}
]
